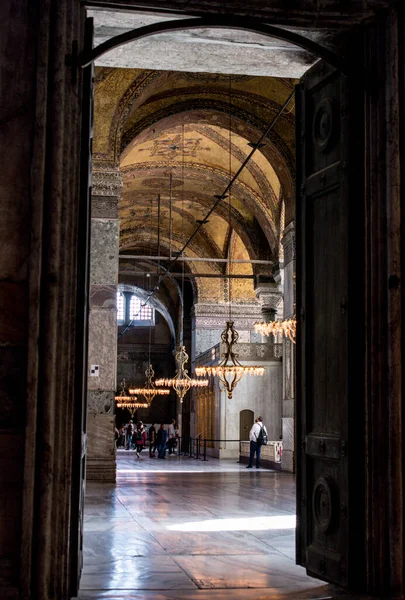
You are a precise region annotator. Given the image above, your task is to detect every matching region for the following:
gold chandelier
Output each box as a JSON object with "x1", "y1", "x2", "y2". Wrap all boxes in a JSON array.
[
  {"x1": 155, "y1": 345, "x2": 208, "y2": 403},
  {"x1": 254, "y1": 318, "x2": 296, "y2": 344},
  {"x1": 195, "y1": 321, "x2": 265, "y2": 399},
  {"x1": 128, "y1": 364, "x2": 170, "y2": 404},
  {"x1": 114, "y1": 379, "x2": 149, "y2": 417}
]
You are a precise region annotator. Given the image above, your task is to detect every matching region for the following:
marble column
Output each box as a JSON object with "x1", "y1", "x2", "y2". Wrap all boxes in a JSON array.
[
  {"x1": 86, "y1": 163, "x2": 122, "y2": 482},
  {"x1": 281, "y1": 222, "x2": 296, "y2": 473}
]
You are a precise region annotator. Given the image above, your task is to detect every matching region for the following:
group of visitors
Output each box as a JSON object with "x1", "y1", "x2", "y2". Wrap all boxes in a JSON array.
[{"x1": 116, "y1": 419, "x2": 179, "y2": 459}]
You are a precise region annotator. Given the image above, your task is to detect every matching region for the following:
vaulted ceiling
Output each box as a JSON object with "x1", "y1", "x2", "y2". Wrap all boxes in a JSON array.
[{"x1": 94, "y1": 67, "x2": 295, "y2": 307}]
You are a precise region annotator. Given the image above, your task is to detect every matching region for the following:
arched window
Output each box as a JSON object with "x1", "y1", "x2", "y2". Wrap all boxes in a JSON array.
[
  {"x1": 117, "y1": 292, "x2": 125, "y2": 324},
  {"x1": 129, "y1": 295, "x2": 154, "y2": 325}
]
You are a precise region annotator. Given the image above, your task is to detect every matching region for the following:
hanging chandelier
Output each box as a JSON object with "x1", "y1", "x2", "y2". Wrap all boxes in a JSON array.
[
  {"x1": 195, "y1": 321, "x2": 265, "y2": 399},
  {"x1": 155, "y1": 345, "x2": 208, "y2": 403},
  {"x1": 128, "y1": 363, "x2": 170, "y2": 404},
  {"x1": 114, "y1": 379, "x2": 149, "y2": 417},
  {"x1": 254, "y1": 318, "x2": 296, "y2": 344}
]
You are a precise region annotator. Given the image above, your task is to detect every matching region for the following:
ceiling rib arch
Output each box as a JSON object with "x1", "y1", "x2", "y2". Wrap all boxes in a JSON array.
[{"x1": 120, "y1": 100, "x2": 294, "y2": 222}]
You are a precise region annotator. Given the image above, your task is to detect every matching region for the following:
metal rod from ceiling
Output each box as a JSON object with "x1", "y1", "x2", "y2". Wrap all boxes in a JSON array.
[
  {"x1": 169, "y1": 172, "x2": 173, "y2": 259},
  {"x1": 119, "y1": 255, "x2": 273, "y2": 265},
  {"x1": 157, "y1": 193, "x2": 161, "y2": 274}
]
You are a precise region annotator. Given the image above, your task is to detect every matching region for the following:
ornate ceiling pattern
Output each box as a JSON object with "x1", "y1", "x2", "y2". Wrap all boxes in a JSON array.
[{"x1": 94, "y1": 67, "x2": 296, "y2": 320}]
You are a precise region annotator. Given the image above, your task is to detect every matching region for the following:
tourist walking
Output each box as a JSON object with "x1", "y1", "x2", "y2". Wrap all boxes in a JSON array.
[
  {"x1": 135, "y1": 421, "x2": 147, "y2": 458},
  {"x1": 246, "y1": 416, "x2": 268, "y2": 469},
  {"x1": 168, "y1": 419, "x2": 176, "y2": 455},
  {"x1": 149, "y1": 422, "x2": 157, "y2": 457},
  {"x1": 156, "y1": 423, "x2": 168, "y2": 459}
]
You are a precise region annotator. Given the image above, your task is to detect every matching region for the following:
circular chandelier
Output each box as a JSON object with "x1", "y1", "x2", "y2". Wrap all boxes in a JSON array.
[
  {"x1": 128, "y1": 364, "x2": 170, "y2": 404},
  {"x1": 155, "y1": 345, "x2": 208, "y2": 403},
  {"x1": 195, "y1": 321, "x2": 265, "y2": 399},
  {"x1": 254, "y1": 318, "x2": 296, "y2": 344},
  {"x1": 114, "y1": 379, "x2": 149, "y2": 417}
]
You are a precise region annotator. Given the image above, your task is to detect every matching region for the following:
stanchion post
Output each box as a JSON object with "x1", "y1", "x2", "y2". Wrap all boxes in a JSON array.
[{"x1": 203, "y1": 439, "x2": 208, "y2": 461}]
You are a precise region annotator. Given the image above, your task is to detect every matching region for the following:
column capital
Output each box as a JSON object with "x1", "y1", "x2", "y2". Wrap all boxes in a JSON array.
[{"x1": 255, "y1": 282, "x2": 282, "y2": 310}]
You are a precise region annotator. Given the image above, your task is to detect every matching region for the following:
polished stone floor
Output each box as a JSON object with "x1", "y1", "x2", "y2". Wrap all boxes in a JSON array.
[{"x1": 76, "y1": 454, "x2": 370, "y2": 599}]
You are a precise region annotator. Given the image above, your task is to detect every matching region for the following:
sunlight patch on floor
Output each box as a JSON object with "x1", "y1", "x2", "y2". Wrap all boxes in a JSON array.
[{"x1": 167, "y1": 515, "x2": 296, "y2": 532}]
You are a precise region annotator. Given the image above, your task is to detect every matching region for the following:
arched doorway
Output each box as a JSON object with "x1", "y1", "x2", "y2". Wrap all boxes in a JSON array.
[
  {"x1": 239, "y1": 409, "x2": 254, "y2": 441},
  {"x1": 81, "y1": 14, "x2": 363, "y2": 595},
  {"x1": 76, "y1": 10, "x2": 388, "y2": 599}
]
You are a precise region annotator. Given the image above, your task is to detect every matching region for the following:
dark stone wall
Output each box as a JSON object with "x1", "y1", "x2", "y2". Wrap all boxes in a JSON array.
[
  {"x1": 0, "y1": 0, "x2": 85, "y2": 597},
  {"x1": 0, "y1": 0, "x2": 37, "y2": 593}
]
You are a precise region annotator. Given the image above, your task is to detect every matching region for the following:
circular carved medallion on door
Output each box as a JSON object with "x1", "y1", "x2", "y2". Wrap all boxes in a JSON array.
[
  {"x1": 312, "y1": 476, "x2": 336, "y2": 533},
  {"x1": 312, "y1": 98, "x2": 337, "y2": 152}
]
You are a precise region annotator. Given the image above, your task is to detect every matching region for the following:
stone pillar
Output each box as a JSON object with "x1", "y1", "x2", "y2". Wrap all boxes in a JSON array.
[
  {"x1": 86, "y1": 163, "x2": 122, "y2": 481},
  {"x1": 281, "y1": 222, "x2": 296, "y2": 472}
]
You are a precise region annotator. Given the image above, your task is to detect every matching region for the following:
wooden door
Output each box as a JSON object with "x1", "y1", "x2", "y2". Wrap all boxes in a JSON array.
[
  {"x1": 295, "y1": 59, "x2": 365, "y2": 590},
  {"x1": 69, "y1": 17, "x2": 94, "y2": 597},
  {"x1": 240, "y1": 410, "x2": 254, "y2": 441}
]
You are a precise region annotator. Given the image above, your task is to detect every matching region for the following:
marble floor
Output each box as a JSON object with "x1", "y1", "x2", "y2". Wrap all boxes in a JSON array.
[{"x1": 76, "y1": 454, "x2": 369, "y2": 600}]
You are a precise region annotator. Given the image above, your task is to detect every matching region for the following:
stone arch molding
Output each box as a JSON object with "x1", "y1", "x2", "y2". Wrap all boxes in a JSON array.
[{"x1": 78, "y1": 16, "x2": 345, "y2": 72}]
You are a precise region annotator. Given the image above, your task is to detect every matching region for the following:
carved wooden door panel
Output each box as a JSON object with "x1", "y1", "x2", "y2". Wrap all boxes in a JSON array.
[
  {"x1": 295, "y1": 59, "x2": 365, "y2": 590},
  {"x1": 69, "y1": 17, "x2": 94, "y2": 597}
]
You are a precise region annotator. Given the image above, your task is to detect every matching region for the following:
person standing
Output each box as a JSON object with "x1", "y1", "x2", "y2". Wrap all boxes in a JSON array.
[
  {"x1": 149, "y1": 422, "x2": 156, "y2": 458},
  {"x1": 126, "y1": 420, "x2": 134, "y2": 450},
  {"x1": 246, "y1": 416, "x2": 268, "y2": 469},
  {"x1": 156, "y1": 423, "x2": 168, "y2": 459},
  {"x1": 168, "y1": 419, "x2": 176, "y2": 455},
  {"x1": 118, "y1": 424, "x2": 126, "y2": 448}
]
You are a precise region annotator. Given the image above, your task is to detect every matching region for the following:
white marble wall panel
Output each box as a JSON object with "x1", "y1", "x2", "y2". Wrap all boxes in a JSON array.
[
  {"x1": 194, "y1": 328, "x2": 253, "y2": 358},
  {"x1": 90, "y1": 219, "x2": 119, "y2": 286},
  {"x1": 282, "y1": 418, "x2": 295, "y2": 473},
  {"x1": 281, "y1": 450, "x2": 294, "y2": 473},
  {"x1": 194, "y1": 329, "x2": 223, "y2": 357},
  {"x1": 87, "y1": 309, "x2": 117, "y2": 391},
  {"x1": 282, "y1": 417, "x2": 294, "y2": 452}
]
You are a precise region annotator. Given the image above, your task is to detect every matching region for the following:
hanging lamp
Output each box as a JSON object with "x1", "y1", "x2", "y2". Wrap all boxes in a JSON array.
[
  {"x1": 129, "y1": 363, "x2": 170, "y2": 404},
  {"x1": 254, "y1": 318, "x2": 296, "y2": 343},
  {"x1": 195, "y1": 76, "x2": 264, "y2": 399},
  {"x1": 195, "y1": 322, "x2": 265, "y2": 398},
  {"x1": 115, "y1": 379, "x2": 149, "y2": 417},
  {"x1": 155, "y1": 345, "x2": 208, "y2": 403}
]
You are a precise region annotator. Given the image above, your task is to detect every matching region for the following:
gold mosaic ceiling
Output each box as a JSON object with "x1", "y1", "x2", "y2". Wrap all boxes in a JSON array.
[{"x1": 94, "y1": 68, "x2": 296, "y2": 302}]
